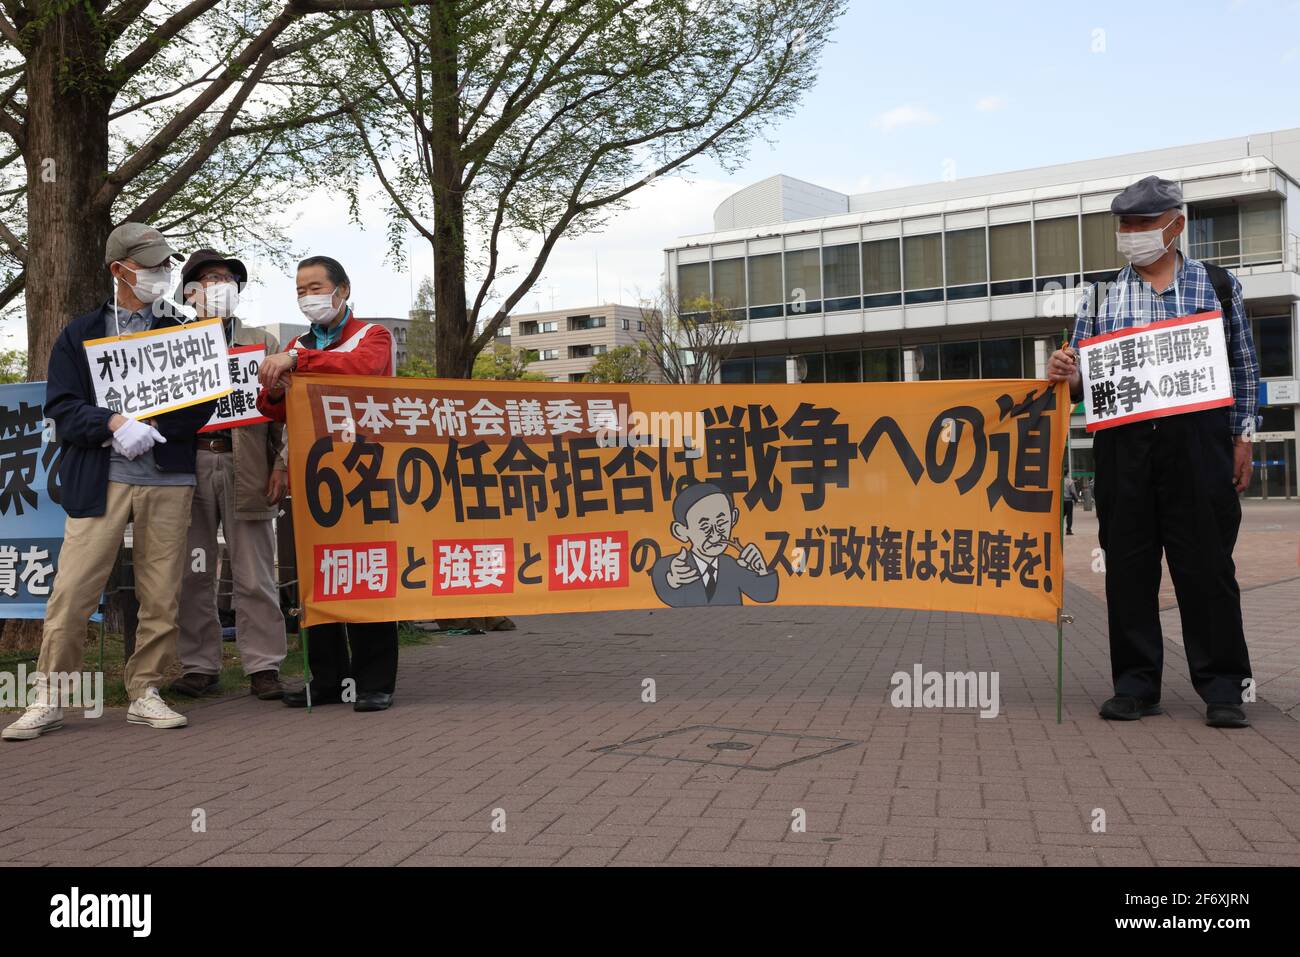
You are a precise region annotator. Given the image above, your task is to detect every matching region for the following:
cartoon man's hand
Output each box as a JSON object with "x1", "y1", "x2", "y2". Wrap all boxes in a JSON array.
[
  {"x1": 737, "y1": 543, "x2": 768, "y2": 575},
  {"x1": 665, "y1": 548, "x2": 699, "y2": 589}
]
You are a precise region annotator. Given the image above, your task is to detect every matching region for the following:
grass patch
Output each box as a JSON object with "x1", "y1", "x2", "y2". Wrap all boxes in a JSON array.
[{"x1": 0, "y1": 621, "x2": 449, "y2": 713}]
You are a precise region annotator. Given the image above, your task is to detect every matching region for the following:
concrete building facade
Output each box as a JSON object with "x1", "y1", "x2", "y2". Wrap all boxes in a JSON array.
[{"x1": 664, "y1": 128, "x2": 1300, "y2": 498}]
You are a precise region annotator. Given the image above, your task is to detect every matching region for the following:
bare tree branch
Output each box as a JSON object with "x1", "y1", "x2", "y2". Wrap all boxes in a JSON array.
[{"x1": 0, "y1": 219, "x2": 25, "y2": 263}]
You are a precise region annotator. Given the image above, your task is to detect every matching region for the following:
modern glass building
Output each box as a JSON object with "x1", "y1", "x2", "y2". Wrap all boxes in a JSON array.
[{"x1": 664, "y1": 128, "x2": 1300, "y2": 498}]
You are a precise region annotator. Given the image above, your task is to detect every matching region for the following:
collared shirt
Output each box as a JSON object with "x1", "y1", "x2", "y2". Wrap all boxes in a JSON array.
[
  {"x1": 309, "y1": 308, "x2": 351, "y2": 350},
  {"x1": 691, "y1": 551, "x2": 719, "y2": 583},
  {"x1": 1069, "y1": 255, "x2": 1259, "y2": 435},
  {"x1": 100, "y1": 301, "x2": 196, "y2": 487}
]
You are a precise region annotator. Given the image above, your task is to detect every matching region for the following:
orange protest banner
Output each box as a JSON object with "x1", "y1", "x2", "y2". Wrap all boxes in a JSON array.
[{"x1": 285, "y1": 375, "x2": 1068, "y2": 627}]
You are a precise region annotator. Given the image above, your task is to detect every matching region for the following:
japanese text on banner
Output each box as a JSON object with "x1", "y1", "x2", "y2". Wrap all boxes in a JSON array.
[
  {"x1": 286, "y1": 376, "x2": 1069, "y2": 627},
  {"x1": 84, "y1": 318, "x2": 232, "y2": 420},
  {"x1": 1079, "y1": 310, "x2": 1234, "y2": 432},
  {"x1": 202, "y1": 344, "x2": 270, "y2": 432}
]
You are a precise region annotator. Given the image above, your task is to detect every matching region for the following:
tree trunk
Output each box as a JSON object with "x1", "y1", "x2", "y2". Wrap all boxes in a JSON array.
[
  {"x1": 427, "y1": 1, "x2": 473, "y2": 379},
  {"x1": 23, "y1": 10, "x2": 113, "y2": 381}
]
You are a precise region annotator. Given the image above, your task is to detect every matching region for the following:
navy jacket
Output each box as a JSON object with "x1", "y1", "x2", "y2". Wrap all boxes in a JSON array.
[{"x1": 45, "y1": 302, "x2": 218, "y2": 518}]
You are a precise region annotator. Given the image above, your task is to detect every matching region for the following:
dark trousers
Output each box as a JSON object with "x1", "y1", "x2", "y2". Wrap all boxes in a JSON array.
[
  {"x1": 1093, "y1": 407, "x2": 1250, "y2": 706},
  {"x1": 1063, "y1": 500, "x2": 1074, "y2": 532},
  {"x1": 305, "y1": 621, "x2": 399, "y2": 695}
]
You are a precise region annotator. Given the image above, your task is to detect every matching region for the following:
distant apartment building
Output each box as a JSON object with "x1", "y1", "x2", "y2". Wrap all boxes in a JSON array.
[{"x1": 508, "y1": 304, "x2": 653, "y2": 381}]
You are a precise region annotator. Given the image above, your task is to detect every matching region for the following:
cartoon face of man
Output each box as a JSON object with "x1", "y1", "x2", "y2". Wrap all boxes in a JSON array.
[{"x1": 671, "y1": 490, "x2": 737, "y2": 561}]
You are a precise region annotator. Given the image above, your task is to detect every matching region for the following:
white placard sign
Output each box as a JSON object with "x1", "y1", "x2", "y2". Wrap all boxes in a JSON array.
[
  {"x1": 202, "y1": 344, "x2": 271, "y2": 432},
  {"x1": 1078, "y1": 310, "x2": 1234, "y2": 433},
  {"x1": 85, "y1": 317, "x2": 232, "y2": 420}
]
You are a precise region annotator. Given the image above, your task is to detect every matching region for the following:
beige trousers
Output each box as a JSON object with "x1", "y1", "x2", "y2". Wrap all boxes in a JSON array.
[
  {"x1": 37, "y1": 481, "x2": 194, "y2": 700},
  {"x1": 177, "y1": 450, "x2": 285, "y2": 676}
]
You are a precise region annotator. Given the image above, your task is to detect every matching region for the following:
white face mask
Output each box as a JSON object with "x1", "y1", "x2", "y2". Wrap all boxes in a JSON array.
[
  {"x1": 298, "y1": 287, "x2": 342, "y2": 325},
  {"x1": 1116, "y1": 219, "x2": 1178, "y2": 267},
  {"x1": 200, "y1": 281, "x2": 240, "y2": 318},
  {"x1": 122, "y1": 263, "x2": 173, "y2": 304}
]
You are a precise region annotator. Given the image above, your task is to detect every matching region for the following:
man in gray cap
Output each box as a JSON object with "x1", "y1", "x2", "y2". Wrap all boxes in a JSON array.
[
  {"x1": 3, "y1": 224, "x2": 218, "y2": 741},
  {"x1": 1047, "y1": 175, "x2": 1259, "y2": 729}
]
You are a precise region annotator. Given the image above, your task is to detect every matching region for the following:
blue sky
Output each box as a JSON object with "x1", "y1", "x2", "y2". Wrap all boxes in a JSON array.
[{"x1": 6, "y1": 0, "x2": 1299, "y2": 347}]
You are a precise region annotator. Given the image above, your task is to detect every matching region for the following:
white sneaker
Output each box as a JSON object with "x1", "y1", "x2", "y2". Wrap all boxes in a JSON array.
[
  {"x1": 2, "y1": 703, "x2": 64, "y2": 741},
  {"x1": 127, "y1": 688, "x2": 188, "y2": 729}
]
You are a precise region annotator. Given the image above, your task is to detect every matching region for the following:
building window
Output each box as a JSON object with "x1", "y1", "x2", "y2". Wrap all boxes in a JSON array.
[
  {"x1": 1034, "y1": 216, "x2": 1080, "y2": 290},
  {"x1": 540, "y1": 348, "x2": 559, "y2": 361},
  {"x1": 862, "y1": 238, "x2": 902, "y2": 308},
  {"x1": 747, "y1": 253, "x2": 783, "y2": 319},
  {"x1": 713, "y1": 258, "x2": 746, "y2": 319},
  {"x1": 863, "y1": 347, "x2": 901, "y2": 382},
  {"x1": 754, "y1": 354, "x2": 786, "y2": 383},
  {"x1": 825, "y1": 350, "x2": 861, "y2": 382},
  {"x1": 912, "y1": 343, "x2": 939, "y2": 381},
  {"x1": 637, "y1": 320, "x2": 645, "y2": 332},
  {"x1": 980, "y1": 337, "x2": 1022, "y2": 378},
  {"x1": 1241, "y1": 199, "x2": 1284, "y2": 265},
  {"x1": 569, "y1": 345, "x2": 593, "y2": 359},
  {"x1": 539, "y1": 320, "x2": 558, "y2": 333},
  {"x1": 989, "y1": 222, "x2": 1033, "y2": 295},
  {"x1": 569, "y1": 372, "x2": 587, "y2": 382},
  {"x1": 677, "y1": 262, "x2": 710, "y2": 311},
  {"x1": 792, "y1": 352, "x2": 825, "y2": 383},
  {"x1": 944, "y1": 228, "x2": 987, "y2": 300},
  {"x1": 903, "y1": 233, "x2": 943, "y2": 304},
  {"x1": 569, "y1": 315, "x2": 606, "y2": 331},
  {"x1": 518, "y1": 321, "x2": 538, "y2": 336},
  {"x1": 1082, "y1": 212, "x2": 1124, "y2": 282},
  {"x1": 1189, "y1": 203, "x2": 1239, "y2": 266},
  {"x1": 821, "y1": 243, "x2": 861, "y2": 312},
  {"x1": 1253, "y1": 315, "x2": 1293, "y2": 379},
  {"x1": 940, "y1": 340, "x2": 979, "y2": 379},
  {"x1": 593, "y1": 344, "x2": 607, "y2": 355},
  {"x1": 496, "y1": 325, "x2": 511, "y2": 337},
  {"x1": 620, "y1": 318, "x2": 630, "y2": 330},
  {"x1": 721, "y1": 357, "x2": 754, "y2": 383},
  {"x1": 784, "y1": 248, "x2": 821, "y2": 315}
]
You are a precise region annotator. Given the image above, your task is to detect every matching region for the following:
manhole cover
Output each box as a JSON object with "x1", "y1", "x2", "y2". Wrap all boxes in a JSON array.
[{"x1": 592, "y1": 724, "x2": 861, "y2": 772}]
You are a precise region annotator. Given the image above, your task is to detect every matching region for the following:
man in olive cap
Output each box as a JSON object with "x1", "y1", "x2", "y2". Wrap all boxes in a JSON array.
[
  {"x1": 1047, "y1": 175, "x2": 1259, "y2": 729},
  {"x1": 3, "y1": 224, "x2": 218, "y2": 741}
]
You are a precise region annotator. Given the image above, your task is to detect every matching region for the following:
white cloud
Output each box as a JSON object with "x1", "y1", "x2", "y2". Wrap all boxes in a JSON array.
[
  {"x1": 871, "y1": 104, "x2": 938, "y2": 132},
  {"x1": 975, "y1": 95, "x2": 1008, "y2": 112}
]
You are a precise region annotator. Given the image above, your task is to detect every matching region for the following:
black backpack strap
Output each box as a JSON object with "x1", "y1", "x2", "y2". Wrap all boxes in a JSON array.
[{"x1": 1202, "y1": 260, "x2": 1235, "y2": 321}]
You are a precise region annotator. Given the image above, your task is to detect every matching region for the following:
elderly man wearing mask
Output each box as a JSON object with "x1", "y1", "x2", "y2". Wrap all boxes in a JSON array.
[
  {"x1": 256, "y1": 256, "x2": 400, "y2": 713},
  {"x1": 1047, "y1": 176, "x2": 1259, "y2": 729},
  {"x1": 4, "y1": 224, "x2": 217, "y2": 741},
  {"x1": 168, "y1": 249, "x2": 290, "y2": 701}
]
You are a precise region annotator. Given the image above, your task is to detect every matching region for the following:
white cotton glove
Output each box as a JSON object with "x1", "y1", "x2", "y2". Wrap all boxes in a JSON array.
[{"x1": 112, "y1": 417, "x2": 167, "y2": 460}]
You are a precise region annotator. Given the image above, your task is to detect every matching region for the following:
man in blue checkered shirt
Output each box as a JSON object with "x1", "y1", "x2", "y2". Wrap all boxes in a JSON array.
[{"x1": 1048, "y1": 175, "x2": 1257, "y2": 730}]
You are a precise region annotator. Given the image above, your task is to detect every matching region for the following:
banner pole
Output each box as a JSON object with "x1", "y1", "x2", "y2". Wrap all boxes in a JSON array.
[
  {"x1": 301, "y1": 625, "x2": 311, "y2": 713},
  {"x1": 1057, "y1": 329, "x2": 1070, "y2": 725}
]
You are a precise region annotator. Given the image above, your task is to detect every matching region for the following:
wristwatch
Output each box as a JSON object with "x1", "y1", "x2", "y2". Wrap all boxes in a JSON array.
[{"x1": 288, "y1": 348, "x2": 299, "y2": 371}]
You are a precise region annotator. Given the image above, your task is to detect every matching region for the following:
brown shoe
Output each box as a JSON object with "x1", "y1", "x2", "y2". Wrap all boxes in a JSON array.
[
  {"x1": 169, "y1": 673, "x2": 221, "y2": 697},
  {"x1": 249, "y1": 670, "x2": 284, "y2": 700}
]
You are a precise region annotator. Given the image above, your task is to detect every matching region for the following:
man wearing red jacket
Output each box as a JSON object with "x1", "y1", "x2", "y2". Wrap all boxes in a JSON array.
[{"x1": 256, "y1": 256, "x2": 399, "y2": 712}]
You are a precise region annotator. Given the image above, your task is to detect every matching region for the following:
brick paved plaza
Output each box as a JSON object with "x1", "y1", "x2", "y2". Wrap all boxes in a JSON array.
[{"x1": 1, "y1": 502, "x2": 1297, "y2": 867}]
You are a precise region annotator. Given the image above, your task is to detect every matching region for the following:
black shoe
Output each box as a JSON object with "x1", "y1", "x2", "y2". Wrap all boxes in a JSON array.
[
  {"x1": 1206, "y1": 704, "x2": 1249, "y2": 729},
  {"x1": 1099, "y1": 695, "x2": 1163, "y2": 720},
  {"x1": 282, "y1": 686, "x2": 345, "y2": 708},
  {"x1": 354, "y1": 692, "x2": 393, "y2": 712},
  {"x1": 169, "y1": 673, "x2": 221, "y2": 697},
  {"x1": 1066, "y1": 530, "x2": 1073, "y2": 535}
]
